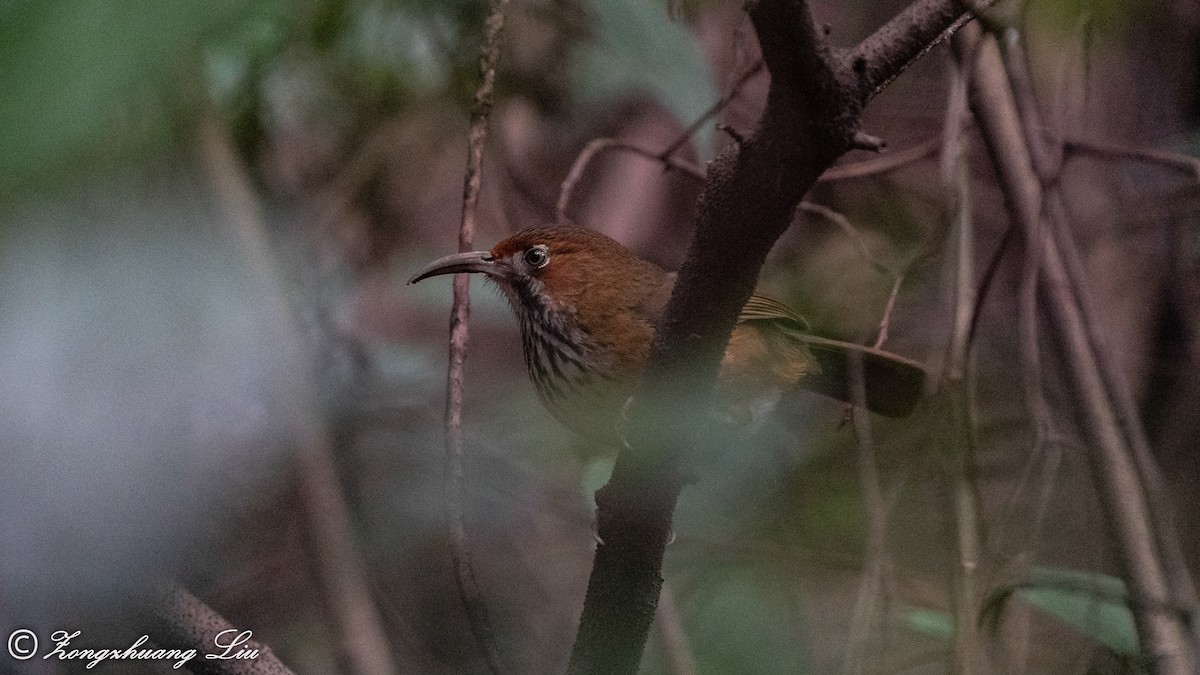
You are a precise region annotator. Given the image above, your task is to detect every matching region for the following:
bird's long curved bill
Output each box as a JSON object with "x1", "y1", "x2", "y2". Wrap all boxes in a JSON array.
[{"x1": 407, "y1": 251, "x2": 496, "y2": 284}]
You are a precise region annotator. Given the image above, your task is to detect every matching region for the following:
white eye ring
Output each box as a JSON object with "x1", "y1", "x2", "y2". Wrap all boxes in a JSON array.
[{"x1": 523, "y1": 244, "x2": 550, "y2": 269}]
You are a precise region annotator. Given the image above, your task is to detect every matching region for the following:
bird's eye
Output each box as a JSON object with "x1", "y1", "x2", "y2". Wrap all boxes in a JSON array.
[{"x1": 523, "y1": 245, "x2": 550, "y2": 269}]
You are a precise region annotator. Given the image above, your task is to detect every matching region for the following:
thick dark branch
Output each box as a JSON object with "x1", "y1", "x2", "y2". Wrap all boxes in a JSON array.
[
  {"x1": 751, "y1": 0, "x2": 831, "y2": 102},
  {"x1": 850, "y1": 0, "x2": 976, "y2": 98},
  {"x1": 567, "y1": 1, "x2": 972, "y2": 673},
  {"x1": 145, "y1": 583, "x2": 294, "y2": 675}
]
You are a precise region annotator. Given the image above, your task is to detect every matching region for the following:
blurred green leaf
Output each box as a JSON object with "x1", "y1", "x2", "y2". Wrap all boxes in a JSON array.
[
  {"x1": 979, "y1": 566, "x2": 1192, "y2": 657},
  {"x1": 681, "y1": 569, "x2": 813, "y2": 672},
  {"x1": 581, "y1": 455, "x2": 615, "y2": 498},
  {"x1": 204, "y1": 18, "x2": 289, "y2": 109},
  {"x1": 902, "y1": 569, "x2": 1150, "y2": 656},
  {"x1": 901, "y1": 606, "x2": 954, "y2": 640},
  {"x1": 572, "y1": 0, "x2": 717, "y2": 159},
  {"x1": 334, "y1": 1, "x2": 457, "y2": 98},
  {"x1": 1013, "y1": 567, "x2": 1140, "y2": 656},
  {"x1": 0, "y1": 0, "x2": 285, "y2": 199},
  {"x1": 1035, "y1": 0, "x2": 1139, "y2": 32}
]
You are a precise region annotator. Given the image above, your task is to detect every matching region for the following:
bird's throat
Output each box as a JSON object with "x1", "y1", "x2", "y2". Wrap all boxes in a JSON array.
[{"x1": 505, "y1": 278, "x2": 631, "y2": 444}]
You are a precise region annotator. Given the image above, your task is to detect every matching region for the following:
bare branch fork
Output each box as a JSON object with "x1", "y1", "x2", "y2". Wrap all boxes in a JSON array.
[{"x1": 566, "y1": 1, "x2": 978, "y2": 672}]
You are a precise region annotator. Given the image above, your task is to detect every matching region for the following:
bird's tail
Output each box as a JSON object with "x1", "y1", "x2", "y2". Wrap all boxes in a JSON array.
[{"x1": 788, "y1": 334, "x2": 928, "y2": 417}]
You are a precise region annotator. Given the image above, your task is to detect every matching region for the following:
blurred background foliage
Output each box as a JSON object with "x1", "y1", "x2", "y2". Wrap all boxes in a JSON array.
[{"x1": 1, "y1": 0, "x2": 1199, "y2": 673}]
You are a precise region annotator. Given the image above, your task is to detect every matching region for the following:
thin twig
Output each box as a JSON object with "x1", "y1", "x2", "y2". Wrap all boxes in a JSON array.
[
  {"x1": 795, "y1": 202, "x2": 912, "y2": 350},
  {"x1": 981, "y1": 30, "x2": 1071, "y2": 599},
  {"x1": 798, "y1": 202, "x2": 895, "y2": 278},
  {"x1": 872, "y1": 276, "x2": 904, "y2": 350},
  {"x1": 1005, "y1": 23, "x2": 1200, "y2": 638},
  {"x1": 1048, "y1": 188, "x2": 1200, "y2": 614},
  {"x1": 557, "y1": 139, "x2": 705, "y2": 223},
  {"x1": 939, "y1": 52, "x2": 983, "y2": 675},
  {"x1": 964, "y1": 224, "x2": 1014, "y2": 355},
  {"x1": 197, "y1": 117, "x2": 400, "y2": 675},
  {"x1": 1013, "y1": 121, "x2": 1053, "y2": 502},
  {"x1": 445, "y1": 0, "x2": 511, "y2": 672},
  {"x1": 658, "y1": 59, "x2": 765, "y2": 160},
  {"x1": 818, "y1": 137, "x2": 942, "y2": 182},
  {"x1": 1063, "y1": 140, "x2": 1200, "y2": 182},
  {"x1": 558, "y1": 57, "x2": 762, "y2": 225},
  {"x1": 841, "y1": 351, "x2": 891, "y2": 675}
]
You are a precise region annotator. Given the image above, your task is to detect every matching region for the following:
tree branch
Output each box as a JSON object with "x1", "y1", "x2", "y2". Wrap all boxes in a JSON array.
[
  {"x1": 197, "y1": 117, "x2": 399, "y2": 675},
  {"x1": 850, "y1": 0, "x2": 975, "y2": 98},
  {"x1": 659, "y1": 58, "x2": 765, "y2": 160},
  {"x1": 999, "y1": 25, "x2": 1200, "y2": 645},
  {"x1": 445, "y1": 0, "x2": 511, "y2": 672},
  {"x1": 566, "y1": 1, "x2": 976, "y2": 672},
  {"x1": 557, "y1": 139, "x2": 705, "y2": 223},
  {"x1": 1063, "y1": 140, "x2": 1200, "y2": 181},
  {"x1": 841, "y1": 352, "x2": 891, "y2": 675},
  {"x1": 819, "y1": 137, "x2": 941, "y2": 182},
  {"x1": 145, "y1": 583, "x2": 295, "y2": 675},
  {"x1": 954, "y1": 23, "x2": 1198, "y2": 674}
]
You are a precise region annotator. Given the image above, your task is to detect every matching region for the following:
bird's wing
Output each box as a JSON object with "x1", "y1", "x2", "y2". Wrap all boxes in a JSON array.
[
  {"x1": 652, "y1": 284, "x2": 928, "y2": 417},
  {"x1": 737, "y1": 293, "x2": 927, "y2": 418},
  {"x1": 738, "y1": 293, "x2": 812, "y2": 331}
]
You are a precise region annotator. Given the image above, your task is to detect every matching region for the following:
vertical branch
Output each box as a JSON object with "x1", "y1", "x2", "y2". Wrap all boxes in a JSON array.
[
  {"x1": 444, "y1": 0, "x2": 510, "y2": 672},
  {"x1": 1047, "y1": 191, "x2": 1200, "y2": 611},
  {"x1": 955, "y1": 23, "x2": 1198, "y2": 674},
  {"x1": 999, "y1": 30, "x2": 1200, "y2": 618},
  {"x1": 940, "y1": 51, "x2": 984, "y2": 675},
  {"x1": 197, "y1": 117, "x2": 400, "y2": 675},
  {"x1": 841, "y1": 352, "x2": 890, "y2": 675}
]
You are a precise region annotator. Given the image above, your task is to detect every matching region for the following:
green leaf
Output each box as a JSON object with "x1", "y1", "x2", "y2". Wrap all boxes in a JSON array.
[
  {"x1": 572, "y1": 0, "x2": 718, "y2": 159},
  {"x1": 900, "y1": 569, "x2": 1155, "y2": 657},
  {"x1": 902, "y1": 564, "x2": 1142, "y2": 653},
  {"x1": 901, "y1": 606, "x2": 954, "y2": 640},
  {"x1": 1013, "y1": 567, "x2": 1140, "y2": 656}
]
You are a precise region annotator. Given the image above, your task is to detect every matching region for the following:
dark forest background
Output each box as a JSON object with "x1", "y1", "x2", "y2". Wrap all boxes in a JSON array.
[{"x1": 1, "y1": 0, "x2": 1199, "y2": 672}]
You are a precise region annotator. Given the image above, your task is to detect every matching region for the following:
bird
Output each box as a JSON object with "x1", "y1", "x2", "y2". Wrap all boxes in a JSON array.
[{"x1": 409, "y1": 226, "x2": 926, "y2": 447}]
